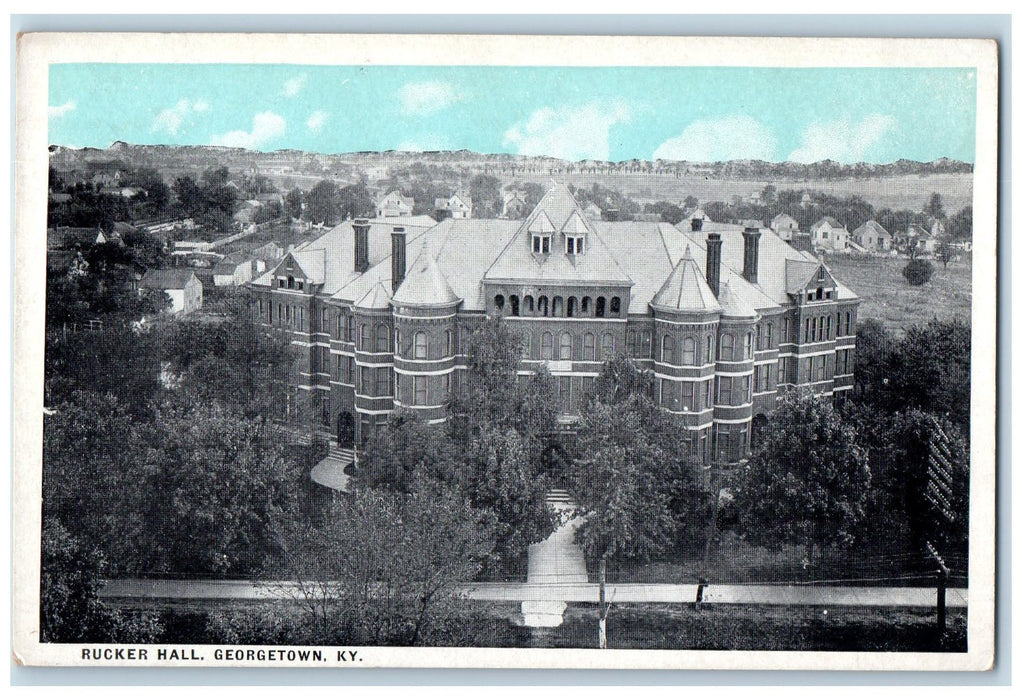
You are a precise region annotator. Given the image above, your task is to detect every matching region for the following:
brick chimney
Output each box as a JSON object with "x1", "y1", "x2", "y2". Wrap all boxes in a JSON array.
[
  {"x1": 691, "y1": 217, "x2": 703, "y2": 232},
  {"x1": 353, "y1": 218, "x2": 370, "y2": 273},
  {"x1": 706, "y1": 232, "x2": 722, "y2": 297},
  {"x1": 391, "y1": 226, "x2": 406, "y2": 293},
  {"x1": 742, "y1": 226, "x2": 761, "y2": 284}
]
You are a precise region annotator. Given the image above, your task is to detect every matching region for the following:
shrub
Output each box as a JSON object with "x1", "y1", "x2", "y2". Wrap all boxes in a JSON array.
[{"x1": 902, "y1": 258, "x2": 934, "y2": 285}]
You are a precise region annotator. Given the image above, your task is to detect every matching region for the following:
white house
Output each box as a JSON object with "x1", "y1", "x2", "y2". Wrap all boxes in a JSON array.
[
  {"x1": 433, "y1": 193, "x2": 473, "y2": 219},
  {"x1": 375, "y1": 191, "x2": 414, "y2": 218},
  {"x1": 852, "y1": 220, "x2": 892, "y2": 252},
  {"x1": 141, "y1": 269, "x2": 203, "y2": 314},
  {"x1": 212, "y1": 254, "x2": 255, "y2": 287},
  {"x1": 810, "y1": 216, "x2": 850, "y2": 252},
  {"x1": 770, "y1": 213, "x2": 799, "y2": 240}
]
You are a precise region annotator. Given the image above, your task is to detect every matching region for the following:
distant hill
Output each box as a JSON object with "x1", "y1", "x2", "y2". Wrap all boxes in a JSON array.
[{"x1": 48, "y1": 142, "x2": 973, "y2": 182}]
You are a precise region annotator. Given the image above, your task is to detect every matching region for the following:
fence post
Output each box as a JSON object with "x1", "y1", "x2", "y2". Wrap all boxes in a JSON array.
[{"x1": 598, "y1": 557, "x2": 607, "y2": 650}]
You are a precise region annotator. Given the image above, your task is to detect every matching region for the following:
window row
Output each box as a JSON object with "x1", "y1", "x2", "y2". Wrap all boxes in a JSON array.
[
  {"x1": 494, "y1": 293, "x2": 623, "y2": 318},
  {"x1": 716, "y1": 374, "x2": 752, "y2": 406},
  {"x1": 659, "y1": 378, "x2": 714, "y2": 413},
  {"x1": 276, "y1": 275, "x2": 305, "y2": 291},
  {"x1": 801, "y1": 311, "x2": 855, "y2": 343},
  {"x1": 524, "y1": 330, "x2": 615, "y2": 361},
  {"x1": 262, "y1": 300, "x2": 306, "y2": 331}
]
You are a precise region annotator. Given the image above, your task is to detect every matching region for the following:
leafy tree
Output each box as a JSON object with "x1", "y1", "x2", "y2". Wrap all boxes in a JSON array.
[
  {"x1": 337, "y1": 180, "x2": 375, "y2": 220},
  {"x1": 759, "y1": 184, "x2": 777, "y2": 205},
  {"x1": 947, "y1": 206, "x2": 973, "y2": 241},
  {"x1": 923, "y1": 192, "x2": 946, "y2": 220},
  {"x1": 469, "y1": 174, "x2": 502, "y2": 217},
  {"x1": 41, "y1": 519, "x2": 162, "y2": 643},
  {"x1": 284, "y1": 187, "x2": 305, "y2": 221},
  {"x1": 172, "y1": 175, "x2": 205, "y2": 220},
  {"x1": 899, "y1": 318, "x2": 971, "y2": 431},
  {"x1": 306, "y1": 179, "x2": 340, "y2": 224},
  {"x1": 730, "y1": 391, "x2": 871, "y2": 569},
  {"x1": 937, "y1": 238, "x2": 956, "y2": 268},
  {"x1": 281, "y1": 477, "x2": 494, "y2": 645},
  {"x1": 684, "y1": 195, "x2": 699, "y2": 210},
  {"x1": 902, "y1": 258, "x2": 934, "y2": 285},
  {"x1": 132, "y1": 167, "x2": 171, "y2": 214}
]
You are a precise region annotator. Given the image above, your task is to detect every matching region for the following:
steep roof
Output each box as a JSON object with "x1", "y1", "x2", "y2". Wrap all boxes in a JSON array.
[
  {"x1": 717, "y1": 280, "x2": 758, "y2": 319},
  {"x1": 392, "y1": 244, "x2": 460, "y2": 307},
  {"x1": 354, "y1": 281, "x2": 392, "y2": 310},
  {"x1": 853, "y1": 219, "x2": 891, "y2": 238},
  {"x1": 771, "y1": 213, "x2": 798, "y2": 227},
  {"x1": 650, "y1": 246, "x2": 721, "y2": 313},
  {"x1": 141, "y1": 268, "x2": 197, "y2": 290},
  {"x1": 812, "y1": 216, "x2": 846, "y2": 231},
  {"x1": 484, "y1": 183, "x2": 632, "y2": 287}
]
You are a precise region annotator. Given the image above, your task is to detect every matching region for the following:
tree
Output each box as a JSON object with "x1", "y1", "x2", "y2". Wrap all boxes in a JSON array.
[
  {"x1": 173, "y1": 175, "x2": 205, "y2": 220},
  {"x1": 469, "y1": 174, "x2": 502, "y2": 217},
  {"x1": 937, "y1": 238, "x2": 955, "y2": 268},
  {"x1": 284, "y1": 187, "x2": 305, "y2": 221},
  {"x1": 41, "y1": 519, "x2": 162, "y2": 643},
  {"x1": 903, "y1": 258, "x2": 934, "y2": 285},
  {"x1": 306, "y1": 179, "x2": 340, "y2": 224},
  {"x1": 947, "y1": 206, "x2": 973, "y2": 241},
  {"x1": 281, "y1": 478, "x2": 494, "y2": 645},
  {"x1": 898, "y1": 318, "x2": 971, "y2": 432},
  {"x1": 923, "y1": 192, "x2": 946, "y2": 221},
  {"x1": 759, "y1": 184, "x2": 777, "y2": 206},
  {"x1": 569, "y1": 360, "x2": 709, "y2": 563},
  {"x1": 684, "y1": 195, "x2": 699, "y2": 210},
  {"x1": 729, "y1": 391, "x2": 871, "y2": 569}
]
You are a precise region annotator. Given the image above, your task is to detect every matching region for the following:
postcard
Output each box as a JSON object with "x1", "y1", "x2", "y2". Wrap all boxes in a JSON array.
[{"x1": 12, "y1": 32, "x2": 998, "y2": 670}]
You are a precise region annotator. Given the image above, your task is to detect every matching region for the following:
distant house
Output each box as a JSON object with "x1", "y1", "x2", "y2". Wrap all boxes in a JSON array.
[
  {"x1": 501, "y1": 190, "x2": 528, "y2": 219},
  {"x1": 770, "y1": 213, "x2": 799, "y2": 240},
  {"x1": 582, "y1": 202, "x2": 603, "y2": 222},
  {"x1": 683, "y1": 208, "x2": 713, "y2": 226},
  {"x1": 433, "y1": 193, "x2": 473, "y2": 220},
  {"x1": 47, "y1": 226, "x2": 109, "y2": 250},
  {"x1": 912, "y1": 228, "x2": 939, "y2": 255},
  {"x1": 212, "y1": 254, "x2": 255, "y2": 287},
  {"x1": 141, "y1": 269, "x2": 203, "y2": 314},
  {"x1": 851, "y1": 220, "x2": 892, "y2": 252},
  {"x1": 375, "y1": 191, "x2": 414, "y2": 218},
  {"x1": 233, "y1": 199, "x2": 264, "y2": 226},
  {"x1": 810, "y1": 216, "x2": 849, "y2": 252},
  {"x1": 250, "y1": 241, "x2": 284, "y2": 274}
]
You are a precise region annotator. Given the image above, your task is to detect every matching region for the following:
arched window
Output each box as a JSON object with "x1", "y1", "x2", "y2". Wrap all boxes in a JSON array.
[
  {"x1": 395, "y1": 328, "x2": 402, "y2": 356},
  {"x1": 510, "y1": 295, "x2": 520, "y2": 316},
  {"x1": 706, "y1": 334, "x2": 713, "y2": 361},
  {"x1": 559, "y1": 331, "x2": 573, "y2": 360},
  {"x1": 683, "y1": 336, "x2": 696, "y2": 365},
  {"x1": 595, "y1": 297, "x2": 606, "y2": 318},
  {"x1": 375, "y1": 324, "x2": 390, "y2": 352},
  {"x1": 626, "y1": 330, "x2": 639, "y2": 357},
  {"x1": 610, "y1": 296, "x2": 622, "y2": 315},
  {"x1": 346, "y1": 315, "x2": 355, "y2": 342},
  {"x1": 641, "y1": 330, "x2": 652, "y2": 358},
  {"x1": 414, "y1": 331, "x2": 428, "y2": 359},
  {"x1": 581, "y1": 296, "x2": 591, "y2": 315},
  {"x1": 360, "y1": 323, "x2": 370, "y2": 350},
  {"x1": 804, "y1": 318, "x2": 810, "y2": 342},
  {"x1": 583, "y1": 332, "x2": 596, "y2": 361},
  {"x1": 756, "y1": 325, "x2": 763, "y2": 351},
  {"x1": 744, "y1": 332, "x2": 753, "y2": 359},
  {"x1": 538, "y1": 296, "x2": 549, "y2": 317},
  {"x1": 766, "y1": 323, "x2": 774, "y2": 348},
  {"x1": 845, "y1": 311, "x2": 851, "y2": 336},
  {"x1": 494, "y1": 294, "x2": 505, "y2": 312},
  {"x1": 552, "y1": 296, "x2": 564, "y2": 317},
  {"x1": 826, "y1": 315, "x2": 832, "y2": 339},
  {"x1": 601, "y1": 332, "x2": 615, "y2": 359},
  {"x1": 524, "y1": 295, "x2": 534, "y2": 315},
  {"x1": 540, "y1": 332, "x2": 554, "y2": 360},
  {"x1": 445, "y1": 329, "x2": 454, "y2": 356},
  {"x1": 662, "y1": 334, "x2": 675, "y2": 364},
  {"x1": 721, "y1": 333, "x2": 734, "y2": 361},
  {"x1": 567, "y1": 296, "x2": 576, "y2": 317},
  {"x1": 836, "y1": 312, "x2": 843, "y2": 337},
  {"x1": 521, "y1": 331, "x2": 532, "y2": 358}
]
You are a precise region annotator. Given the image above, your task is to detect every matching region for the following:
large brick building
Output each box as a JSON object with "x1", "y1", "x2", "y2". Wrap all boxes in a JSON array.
[{"x1": 250, "y1": 184, "x2": 858, "y2": 465}]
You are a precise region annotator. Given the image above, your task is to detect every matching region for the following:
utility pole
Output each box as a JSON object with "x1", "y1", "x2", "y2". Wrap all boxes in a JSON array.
[
  {"x1": 598, "y1": 556, "x2": 608, "y2": 649},
  {"x1": 927, "y1": 541, "x2": 949, "y2": 643}
]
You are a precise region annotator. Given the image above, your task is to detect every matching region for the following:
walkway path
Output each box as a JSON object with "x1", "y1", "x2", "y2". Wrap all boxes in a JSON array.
[
  {"x1": 520, "y1": 489, "x2": 588, "y2": 627},
  {"x1": 309, "y1": 443, "x2": 354, "y2": 493}
]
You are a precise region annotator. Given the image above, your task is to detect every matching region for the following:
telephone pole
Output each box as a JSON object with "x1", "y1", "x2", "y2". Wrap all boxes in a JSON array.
[{"x1": 598, "y1": 557, "x2": 608, "y2": 649}]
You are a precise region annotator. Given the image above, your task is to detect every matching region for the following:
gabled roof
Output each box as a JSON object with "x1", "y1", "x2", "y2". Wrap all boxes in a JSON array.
[
  {"x1": 485, "y1": 183, "x2": 631, "y2": 287},
  {"x1": 650, "y1": 246, "x2": 721, "y2": 314},
  {"x1": 785, "y1": 258, "x2": 837, "y2": 295},
  {"x1": 771, "y1": 213, "x2": 798, "y2": 227},
  {"x1": 392, "y1": 245, "x2": 460, "y2": 307},
  {"x1": 853, "y1": 219, "x2": 890, "y2": 236},
  {"x1": 717, "y1": 280, "x2": 758, "y2": 319},
  {"x1": 286, "y1": 249, "x2": 326, "y2": 285},
  {"x1": 811, "y1": 216, "x2": 846, "y2": 231},
  {"x1": 141, "y1": 268, "x2": 197, "y2": 290},
  {"x1": 562, "y1": 211, "x2": 589, "y2": 235}
]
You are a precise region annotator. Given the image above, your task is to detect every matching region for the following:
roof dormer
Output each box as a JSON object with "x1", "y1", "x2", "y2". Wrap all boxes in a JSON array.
[
  {"x1": 529, "y1": 211, "x2": 555, "y2": 254},
  {"x1": 562, "y1": 211, "x2": 588, "y2": 256}
]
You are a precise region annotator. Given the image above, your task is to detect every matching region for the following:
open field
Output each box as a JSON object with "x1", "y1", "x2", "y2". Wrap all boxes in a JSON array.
[
  {"x1": 494, "y1": 172, "x2": 973, "y2": 213},
  {"x1": 824, "y1": 253, "x2": 972, "y2": 334}
]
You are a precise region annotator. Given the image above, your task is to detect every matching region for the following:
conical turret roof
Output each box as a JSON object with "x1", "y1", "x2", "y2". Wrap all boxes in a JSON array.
[
  {"x1": 354, "y1": 280, "x2": 392, "y2": 310},
  {"x1": 718, "y1": 279, "x2": 759, "y2": 319},
  {"x1": 392, "y1": 245, "x2": 460, "y2": 307},
  {"x1": 651, "y1": 246, "x2": 721, "y2": 313}
]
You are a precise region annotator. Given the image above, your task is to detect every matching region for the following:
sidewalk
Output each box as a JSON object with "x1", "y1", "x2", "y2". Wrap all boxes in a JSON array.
[{"x1": 520, "y1": 492, "x2": 588, "y2": 627}]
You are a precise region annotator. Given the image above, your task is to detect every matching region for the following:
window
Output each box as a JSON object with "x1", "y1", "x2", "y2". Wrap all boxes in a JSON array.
[
  {"x1": 277, "y1": 278, "x2": 285, "y2": 288},
  {"x1": 522, "y1": 331, "x2": 532, "y2": 358},
  {"x1": 567, "y1": 297, "x2": 576, "y2": 318},
  {"x1": 756, "y1": 325, "x2": 763, "y2": 351},
  {"x1": 445, "y1": 329, "x2": 454, "y2": 356},
  {"x1": 778, "y1": 357, "x2": 787, "y2": 385},
  {"x1": 287, "y1": 275, "x2": 295, "y2": 289},
  {"x1": 766, "y1": 323, "x2": 774, "y2": 348},
  {"x1": 375, "y1": 368, "x2": 390, "y2": 396},
  {"x1": 706, "y1": 335, "x2": 713, "y2": 362},
  {"x1": 718, "y1": 376, "x2": 733, "y2": 405},
  {"x1": 740, "y1": 375, "x2": 751, "y2": 404},
  {"x1": 681, "y1": 381, "x2": 695, "y2": 411},
  {"x1": 583, "y1": 333, "x2": 596, "y2": 361},
  {"x1": 626, "y1": 330, "x2": 639, "y2": 357},
  {"x1": 565, "y1": 235, "x2": 585, "y2": 255},
  {"x1": 804, "y1": 318, "x2": 810, "y2": 342},
  {"x1": 532, "y1": 234, "x2": 550, "y2": 254},
  {"x1": 783, "y1": 318, "x2": 789, "y2": 342},
  {"x1": 559, "y1": 331, "x2": 573, "y2": 360},
  {"x1": 720, "y1": 334, "x2": 734, "y2": 361},
  {"x1": 296, "y1": 280, "x2": 304, "y2": 291},
  {"x1": 552, "y1": 297, "x2": 563, "y2": 317},
  {"x1": 395, "y1": 328, "x2": 402, "y2": 356},
  {"x1": 682, "y1": 337, "x2": 696, "y2": 365},
  {"x1": 814, "y1": 355, "x2": 826, "y2": 382},
  {"x1": 538, "y1": 296, "x2": 549, "y2": 317},
  {"x1": 811, "y1": 317, "x2": 818, "y2": 342},
  {"x1": 413, "y1": 376, "x2": 427, "y2": 405},
  {"x1": 558, "y1": 376, "x2": 571, "y2": 411},
  {"x1": 836, "y1": 313, "x2": 843, "y2": 337},
  {"x1": 755, "y1": 364, "x2": 766, "y2": 392},
  {"x1": 610, "y1": 296, "x2": 621, "y2": 315},
  {"x1": 641, "y1": 331, "x2": 652, "y2": 358},
  {"x1": 662, "y1": 335, "x2": 675, "y2": 364},
  {"x1": 444, "y1": 372, "x2": 452, "y2": 399},
  {"x1": 826, "y1": 315, "x2": 832, "y2": 340},
  {"x1": 360, "y1": 323, "x2": 370, "y2": 350},
  {"x1": 375, "y1": 324, "x2": 390, "y2": 353},
  {"x1": 541, "y1": 332, "x2": 554, "y2": 360},
  {"x1": 360, "y1": 367, "x2": 372, "y2": 395},
  {"x1": 845, "y1": 312, "x2": 852, "y2": 335},
  {"x1": 581, "y1": 297, "x2": 591, "y2": 315},
  {"x1": 601, "y1": 332, "x2": 615, "y2": 359},
  {"x1": 703, "y1": 379, "x2": 713, "y2": 409},
  {"x1": 494, "y1": 294, "x2": 505, "y2": 312},
  {"x1": 595, "y1": 297, "x2": 606, "y2": 318},
  {"x1": 510, "y1": 295, "x2": 520, "y2": 316},
  {"x1": 744, "y1": 332, "x2": 753, "y2": 359},
  {"x1": 413, "y1": 331, "x2": 428, "y2": 360},
  {"x1": 524, "y1": 295, "x2": 534, "y2": 315},
  {"x1": 346, "y1": 356, "x2": 354, "y2": 383},
  {"x1": 346, "y1": 316, "x2": 355, "y2": 343}
]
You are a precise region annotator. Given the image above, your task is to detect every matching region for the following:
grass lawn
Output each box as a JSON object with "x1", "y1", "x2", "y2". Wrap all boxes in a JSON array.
[{"x1": 824, "y1": 253, "x2": 972, "y2": 335}]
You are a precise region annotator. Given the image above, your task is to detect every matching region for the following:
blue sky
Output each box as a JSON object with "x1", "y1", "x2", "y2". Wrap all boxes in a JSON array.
[{"x1": 48, "y1": 64, "x2": 977, "y2": 164}]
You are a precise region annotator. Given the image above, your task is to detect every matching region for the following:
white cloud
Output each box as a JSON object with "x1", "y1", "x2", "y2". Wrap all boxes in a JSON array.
[
  {"x1": 48, "y1": 100, "x2": 76, "y2": 119},
  {"x1": 787, "y1": 114, "x2": 897, "y2": 163},
  {"x1": 398, "y1": 81, "x2": 464, "y2": 116},
  {"x1": 653, "y1": 115, "x2": 776, "y2": 162},
  {"x1": 306, "y1": 110, "x2": 328, "y2": 132},
  {"x1": 502, "y1": 101, "x2": 631, "y2": 162},
  {"x1": 210, "y1": 112, "x2": 286, "y2": 149},
  {"x1": 283, "y1": 74, "x2": 308, "y2": 98},
  {"x1": 151, "y1": 99, "x2": 209, "y2": 135}
]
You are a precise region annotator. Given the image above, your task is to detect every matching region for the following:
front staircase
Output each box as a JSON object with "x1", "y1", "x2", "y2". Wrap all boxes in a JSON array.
[{"x1": 310, "y1": 440, "x2": 356, "y2": 493}]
